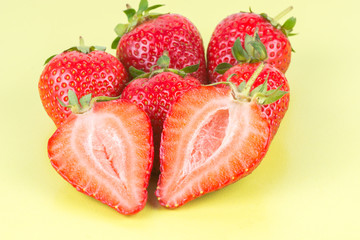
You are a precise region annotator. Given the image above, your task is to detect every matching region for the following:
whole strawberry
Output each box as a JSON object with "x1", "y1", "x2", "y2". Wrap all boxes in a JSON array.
[
  {"x1": 214, "y1": 32, "x2": 289, "y2": 138},
  {"x1": 39, "y1": 37, "x2": 128, "y2": 127},
  {"x1": 111, "y1": 0, "x2": 208, "y2": 83},
  {"x1": 207, "y1": 7, "x2": 296, "y2": 82},
  {"x1": 121, "y1": 52, "x2": 201, "y2": 172}
]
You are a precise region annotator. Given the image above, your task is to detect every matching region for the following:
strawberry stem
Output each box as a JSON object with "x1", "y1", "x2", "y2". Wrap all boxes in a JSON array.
[
  {"x1": 129, "y1": 51, "x2": 199, "y2": 80},
  {"x1": 206, "y1": 62, "x2": 287, "y2": 105},
  {"x1": 242, "y1": 62, "x2": 265, "y2": 96},
  {"x1": 44, "y1": 37, "x2": 106, "y2": 65},
  {"x1": 58, "y1": 90, "x2": 120, "y2": 114},
  {"x1": 112, "y1": 0, "x2": 165, "y2": 49},
  {"x1": 274, "y1": 6, "x2": 293, "y2": 22},
  {"x1": 79, "y1": 36, "x2": 85, "y2": 47}
]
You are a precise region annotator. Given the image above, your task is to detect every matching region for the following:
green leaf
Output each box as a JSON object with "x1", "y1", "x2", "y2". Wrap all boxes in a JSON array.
[
  {"x1": 181, "y1": 63, "x2": 200, "y2": 74},
  {"x1": 94, "y1": 45, "x2": 106, "y2": 52},
  {"x1": 256, "y1": 84, "x2": 287, "y2": 105},
  {"x1": 79, "y1": 94, "x2": 92, "y2": 108},
  {"x1": 44, "y1": 54, "x2": 57, "y2": 65},
  {"x1": 57, "y1": 97, "x2": 67, "y2": 107},
  {"x1": 232, "y1": 38, "x2": 249, "y2": 62},
  {"x1": 111, "y1": 36, "x2": 121, "y2": 49},
  {"x1": 251, "y1": 85, "x2": 262, "y2": 96},
  {"x1": 262, "y1": 89, "x2": 288, "y2": 105},
  {"x1": 260, "y1": 13, "x2": 268, "y2": 20},
  {"x1": 282, "y1": 17, "x2": 296, "y2": 31},
  {"x1": 215, "y1": 62, "x2": 233, "y2": 74},
  {"x1": 124, "y1": 8, "x2": 136, "y2": 21},
  {"x1": 157, "y1": 51, "x2": 170, "y2": 68},
  {"x1": 137, "y1": 0, "x2": 148, "y2": 14},
  {"x1": 63, "y1": 46, "x2": 78, "y2": 52},
  {"x1": 175, "y1": 70, "x2": 186, "y2": 78},
  {"x1": 226, "y1": 73, "x2": 237, "y2": 82},
  {"x1": 260, "y1": 75, "x2": 269, "y2": 93},
  {"x1": 250, "y1": 41, "x2": 267, "y2": 61},
  {"x1": 129, "y1": 66, "x2": 146, "y2": 78},
  {"x1": 67, "y1": 89, "x2": 80, "y2": 108},
  {"x1": 237, "y1": 81, "x2": 246, "y2": 91},
  {"x1": 244, "y1": 34, "x2": 255, "y2": 59},
  {"x1": 250, "y1": 77, "x2": 268, "y2": 97},
  {"x1": 147, "y1": 12, "x2": 163, "y2": 19},
  {"x1": 288, "y1": 32, "x2": 298, "y2": 36},
  {"x1": 145, "y1": 4, "x2": 164, "y2": 13},
  {"x1": 254, "y1": 30, "x2": 261, "y2": 41},
  {"x1": 77, "y1": 46, "x2": 90, "y2": 54},
  {"x1": 114, "y1": 23, "x2": 128, "y2": 37}
]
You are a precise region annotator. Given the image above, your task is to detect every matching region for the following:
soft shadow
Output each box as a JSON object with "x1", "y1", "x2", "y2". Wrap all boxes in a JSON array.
[{"x1": 146, "y1": 172, "x2": 161, "y2": 209}]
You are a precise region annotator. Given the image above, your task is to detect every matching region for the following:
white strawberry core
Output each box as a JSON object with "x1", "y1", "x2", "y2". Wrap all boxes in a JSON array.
[
  {"x1": 70, "y1": 112, "x2": 140, "y2": 209},
  {"x1": 165, "y1": 98, "x2": 256, "y2": 203},
  {"x1": 183, "y1": 109, "x2": 229, "y2": 175}
]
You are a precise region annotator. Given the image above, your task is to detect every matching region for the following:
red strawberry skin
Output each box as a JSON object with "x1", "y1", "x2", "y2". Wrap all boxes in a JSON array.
[
  {"x1": 221, "y1": 62, "x2": 289, "y2": 138},
  {"x1": 121, "y1": 72, "x2": 201, "y2": 132},
  {"x1": 121, "y1": 72, "x2": 201, "y2": 172},
  {"x1": 116, "y1": 14, "x2": 208, "y2": 84},
  {"x1": 48, "y1": 100, "x2": 153, "y2": 215},
  {"x1": 39, "y1": 51, "x2": 128, "y2": 127},
  {"x1": 156, "y1": 86, "x2": 271, "y2": 208},
  {"x1": 207, "y1": 12, "x2": 292, "y2": 82}
]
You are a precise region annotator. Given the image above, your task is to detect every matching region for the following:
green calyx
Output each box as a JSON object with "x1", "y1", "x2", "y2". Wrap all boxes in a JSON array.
[
  {"x1": 210, "y1": 62, "x2": 287, "y2": 105},
  {"x1": 128, "y1": 51, "x2": 200, "y2": 79},
  {"x1": 215, "y1": 29, "x2": 267, "y2": 74},
  {"x1": 44, "y1": 37, "x2": 106, "y2": 65},
  {"x1": 58, "y1": 89, "x2": 119, "y2": 114},
  {"x1": 259, "y1": 6, "x2": 297, "y2": 38},
  {"x1": 111, "y1": 0, "x2": 165, "y2": 49}
]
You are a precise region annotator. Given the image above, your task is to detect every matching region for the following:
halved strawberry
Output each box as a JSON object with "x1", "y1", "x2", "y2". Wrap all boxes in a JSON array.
[
  {"x1": 156, "y1": 68, "x2": 287, "y2": 208},
  {"x1": 48, "y1": 92, "x2": 153, "y2": 215}
]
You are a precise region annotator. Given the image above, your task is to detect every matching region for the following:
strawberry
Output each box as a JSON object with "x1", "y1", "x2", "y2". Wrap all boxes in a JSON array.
[
  {"x1": 207, "y1": 7, "x2": 296, "y2": 82},
  {"x1": 215, "y1": 32, "x2": 290, "y2": 138},
  {"x1": 222, "y1": 63, "x2": 289, "y2": 139},
  {"x1": 121, "y1": 52, "x2": 201, "y2": 173},
  {"x1": 111, "y1": 0, "x2": 208, "y2": 83},
  {"x1": 48, "y1": 91, "x2": 153, "y2": 215},
  {"x1": 156, "y1": 65, "x2": 288, "y2": 208},
  {"x1": 39, "y1": 37, "x2": 128, "y2": 127}
]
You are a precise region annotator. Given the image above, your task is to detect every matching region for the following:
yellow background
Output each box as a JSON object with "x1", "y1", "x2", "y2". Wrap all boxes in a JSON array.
[{"x1": 1, "y1": 0, "x2": 359, "y2": 239}]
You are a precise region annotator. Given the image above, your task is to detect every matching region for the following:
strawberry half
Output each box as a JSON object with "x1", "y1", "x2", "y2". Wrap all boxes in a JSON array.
[
  {"x1": 111, "y1": 0, "x2": 207, "y2": 83},
  {"x1": 156, "y1": 65, "x2": 287, "y2": 208},
  {"x1": 48, "y1": 91, "x2": 153, "y2": 215}
]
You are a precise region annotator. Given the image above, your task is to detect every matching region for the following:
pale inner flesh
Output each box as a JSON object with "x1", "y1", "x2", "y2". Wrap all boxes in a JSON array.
[
  {"x1": 168, "y1": 101, "x2": 255, "y2": 202},
  {"x1": 71, "y1": 113, "x2": 138, "y2": 208},
  {"x1": 182, "y1": 109, "x2": 230, "y2": 175}
]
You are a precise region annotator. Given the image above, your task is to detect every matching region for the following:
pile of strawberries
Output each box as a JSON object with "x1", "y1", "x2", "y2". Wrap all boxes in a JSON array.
[{"x1": 39, "y1": 0, "x2": 296, "y2": 215}]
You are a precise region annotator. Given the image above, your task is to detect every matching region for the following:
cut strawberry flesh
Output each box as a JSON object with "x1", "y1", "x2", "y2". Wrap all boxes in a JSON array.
[
  {"x1": 186, "y1": 109, "x2": 229, "y2": 174},
  {"x1": 156, "y1": 86, "x2": 270, "y2": 208},
  {"x1": 48, "y1": 100, "x2": 153, "y2": 215}
]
